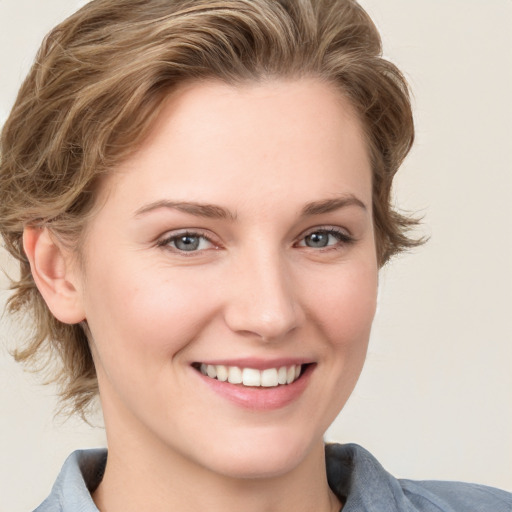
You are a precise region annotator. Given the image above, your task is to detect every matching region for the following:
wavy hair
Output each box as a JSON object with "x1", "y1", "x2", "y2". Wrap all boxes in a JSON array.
[{"x1": 0, "y1": 0, "x2": 420, "y2": 416}]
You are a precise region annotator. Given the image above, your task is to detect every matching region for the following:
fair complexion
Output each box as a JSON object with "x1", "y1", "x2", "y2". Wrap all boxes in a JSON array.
[{"x1": 26, "y1": 78, "x2": 378, "y2": 512}]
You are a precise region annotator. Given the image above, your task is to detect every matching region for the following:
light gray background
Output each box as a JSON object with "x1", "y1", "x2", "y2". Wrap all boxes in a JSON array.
[{"x1": 1, "y1": 1, "x2": 511, "y2": 510}]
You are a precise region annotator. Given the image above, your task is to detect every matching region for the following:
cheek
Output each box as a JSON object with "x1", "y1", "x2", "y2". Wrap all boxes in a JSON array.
[
  {"x1": 83, "y1": 260, "x2": 217, "y2": 365},
  {"x1": 304, "y1": 261, "x2": 378, "y2": 348}
]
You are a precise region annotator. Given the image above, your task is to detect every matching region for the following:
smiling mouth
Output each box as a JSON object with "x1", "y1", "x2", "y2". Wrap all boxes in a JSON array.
[{"x1": 193, "y1": 363, "x2": 307, "y2": 388}]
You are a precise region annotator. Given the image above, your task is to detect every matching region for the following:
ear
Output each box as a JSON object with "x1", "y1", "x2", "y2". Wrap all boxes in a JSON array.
[{"x1": 23, "y1": 226, "x2": 86, "y2": 324}]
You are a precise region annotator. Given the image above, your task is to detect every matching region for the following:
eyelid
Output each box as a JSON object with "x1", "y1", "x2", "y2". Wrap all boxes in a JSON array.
[
  {"x1": 156, "y1": 229, "x2": 220, "y2": 252},
  {"x1": 301, "y1": 225, "x2": 352, "y2": 237},
  {"x1": 155, "y1": 225, "x2": 354, "y2": 253},
  {"x1": 295, "y1": 225, "x2": 355, "y2": 247}
]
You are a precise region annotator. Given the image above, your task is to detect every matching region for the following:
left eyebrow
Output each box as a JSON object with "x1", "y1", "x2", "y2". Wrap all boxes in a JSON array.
[
  {"x1": 300, "y1": 195, "x2": 368, "y2": 216},
  {"x1": 134, "y1": 200, "x2": 236, "y2": 220}
]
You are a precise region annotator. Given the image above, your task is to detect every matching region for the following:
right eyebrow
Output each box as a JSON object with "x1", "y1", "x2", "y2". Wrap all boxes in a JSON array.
[
  {"x1": 134, "y1": 200, "x2": 237, "y2": 220},
  {"x1": 300, "y1": 195, "x2": 368, "y2": 217}
]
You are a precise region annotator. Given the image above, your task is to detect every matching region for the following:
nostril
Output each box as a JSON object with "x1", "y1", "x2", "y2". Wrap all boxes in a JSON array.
[
  {"x1": 224, "y1": 306, "x2": 301, "y2": 341},
  {"x1": 222, "y1": 265, "x2": 302, "y2": 340}
]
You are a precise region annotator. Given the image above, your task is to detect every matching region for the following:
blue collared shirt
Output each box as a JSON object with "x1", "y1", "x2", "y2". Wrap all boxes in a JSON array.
[{"x1": 34, "y1": 444, "x2": 512, "y2": 511}]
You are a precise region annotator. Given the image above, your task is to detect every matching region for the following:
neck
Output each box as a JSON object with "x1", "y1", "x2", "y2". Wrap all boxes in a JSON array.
[{"x1": 93, "y1": 425, "x2": 340, "y2": 512}]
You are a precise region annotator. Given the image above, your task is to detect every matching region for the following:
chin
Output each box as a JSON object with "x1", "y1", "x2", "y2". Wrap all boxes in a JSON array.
[
  {"x1": 206, "y1": 450, "x2": 309, "y2": 480},
  {"x1": 189, "y1": 427, "x2": 325, "y2": 480}
]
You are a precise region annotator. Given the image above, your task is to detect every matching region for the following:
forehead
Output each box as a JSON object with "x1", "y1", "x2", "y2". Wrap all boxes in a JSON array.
[{"x1": 99, "y1": 78, "x2": 372, "y2": 214}]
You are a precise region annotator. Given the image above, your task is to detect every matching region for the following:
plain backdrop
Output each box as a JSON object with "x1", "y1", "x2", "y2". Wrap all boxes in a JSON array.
[{"x1": 1, "y1": 1, "x2": 511, "y2": 510}]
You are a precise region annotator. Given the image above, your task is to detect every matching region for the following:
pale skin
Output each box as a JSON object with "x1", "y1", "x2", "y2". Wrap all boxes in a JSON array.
[{"x1": 24, "y1": 78, "x2": 378, "y2": 512}]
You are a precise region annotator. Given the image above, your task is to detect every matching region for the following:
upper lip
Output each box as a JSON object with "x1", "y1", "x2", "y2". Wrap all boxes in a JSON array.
[{"x1": 192, "y1": 358, "x2": 314, "y2": 370}]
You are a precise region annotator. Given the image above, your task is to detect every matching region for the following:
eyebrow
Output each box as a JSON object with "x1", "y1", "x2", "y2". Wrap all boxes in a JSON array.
[
  {"x1": 300, "y1": 195, "x2": 367, "y2": 216},
  {"x1": 134, "y1": 200, "x2": 236, "y2": 220},
  {"x1": 134, "y1": 194, "x2": 367, "y2": 220}
]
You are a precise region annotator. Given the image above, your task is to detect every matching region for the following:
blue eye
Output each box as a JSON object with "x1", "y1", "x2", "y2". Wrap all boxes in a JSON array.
[
  {"x1": 299, "y1": 229, "x2": 353, "y2": 249},
  {"x1": 158, "y1": 232, "x2": 214, "y2": 252}
]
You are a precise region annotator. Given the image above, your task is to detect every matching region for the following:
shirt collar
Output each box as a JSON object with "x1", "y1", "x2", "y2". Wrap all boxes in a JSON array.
[{"x1": 36, "y1": 444, "x2": 417, "y2": 512}]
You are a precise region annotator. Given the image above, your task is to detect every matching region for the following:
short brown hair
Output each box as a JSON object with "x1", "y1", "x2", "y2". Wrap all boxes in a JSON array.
[{"x1": 0, "y1": 0, "x2": 420, "y2": 416}]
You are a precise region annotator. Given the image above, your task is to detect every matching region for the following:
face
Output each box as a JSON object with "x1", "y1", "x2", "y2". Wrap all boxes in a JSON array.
[{"x1": 74, "y1": 79, "x2": 378, "y2": 479}]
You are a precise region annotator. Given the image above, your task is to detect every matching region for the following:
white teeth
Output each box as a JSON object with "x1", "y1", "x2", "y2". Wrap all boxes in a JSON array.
[
  {"x1": 261, "y1": 368, "x2": 278, "y2": 387},
  {"x1": 228, "y1": 366, "x2": 242, "y2": 384},
  {"x1": 198, "y1": 363, "x2": 303, "y2": 387},
  {"x1": 277, "y1": 366, "x2": 288, "y2": 385},
  {"x1": 242, "y1": 368, "x2": 261, "y2": 386},
  {"x1": 206, "y1": 364, "x2": 217, "y2": 379},
  {"x1": 216, "y1": 365, "x2": 228, "y2": 382}
]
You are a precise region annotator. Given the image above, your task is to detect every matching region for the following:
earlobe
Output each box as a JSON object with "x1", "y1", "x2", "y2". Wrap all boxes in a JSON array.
[{"x1": 23, "y1": 226, "x2": 86, "y2": 324}]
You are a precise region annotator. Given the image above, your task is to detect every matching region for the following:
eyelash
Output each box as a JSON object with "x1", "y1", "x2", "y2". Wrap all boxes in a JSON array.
[
  {"x1": 156, "y1": 230, "x2": 216, "y2": 254},
  {"x1": 156, "y1": 226, "x2": 355, "y2": 254},
  {"x1": 296, "y1": 227, "x2": 355, "y2": 250}
]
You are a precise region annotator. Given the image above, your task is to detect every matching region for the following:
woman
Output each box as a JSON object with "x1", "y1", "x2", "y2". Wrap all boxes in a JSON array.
[{"x1": 0, "y1": 0, "x2": 510, "y2": 511}]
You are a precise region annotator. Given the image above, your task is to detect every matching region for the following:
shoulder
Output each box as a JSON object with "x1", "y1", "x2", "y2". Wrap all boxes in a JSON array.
[
  {"x1": 326, "y1": 443, "x2": 512, "y2": 512},
  {"x1": 400, "y1": 479, "x2": 512, "y2": 512},
  {"x1": 33, "y1": 449, "x2": 106, "y2": 512}
]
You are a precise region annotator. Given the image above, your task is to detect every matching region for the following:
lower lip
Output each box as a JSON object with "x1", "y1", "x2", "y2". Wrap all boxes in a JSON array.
[{"x1": 195, "y1": 364, "x2": 315, "y2": 411}]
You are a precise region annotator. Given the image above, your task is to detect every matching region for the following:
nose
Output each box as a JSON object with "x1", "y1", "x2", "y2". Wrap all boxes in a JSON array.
[{"x1": 223, "y1": 249, "x2": 303, "y2": 341}]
